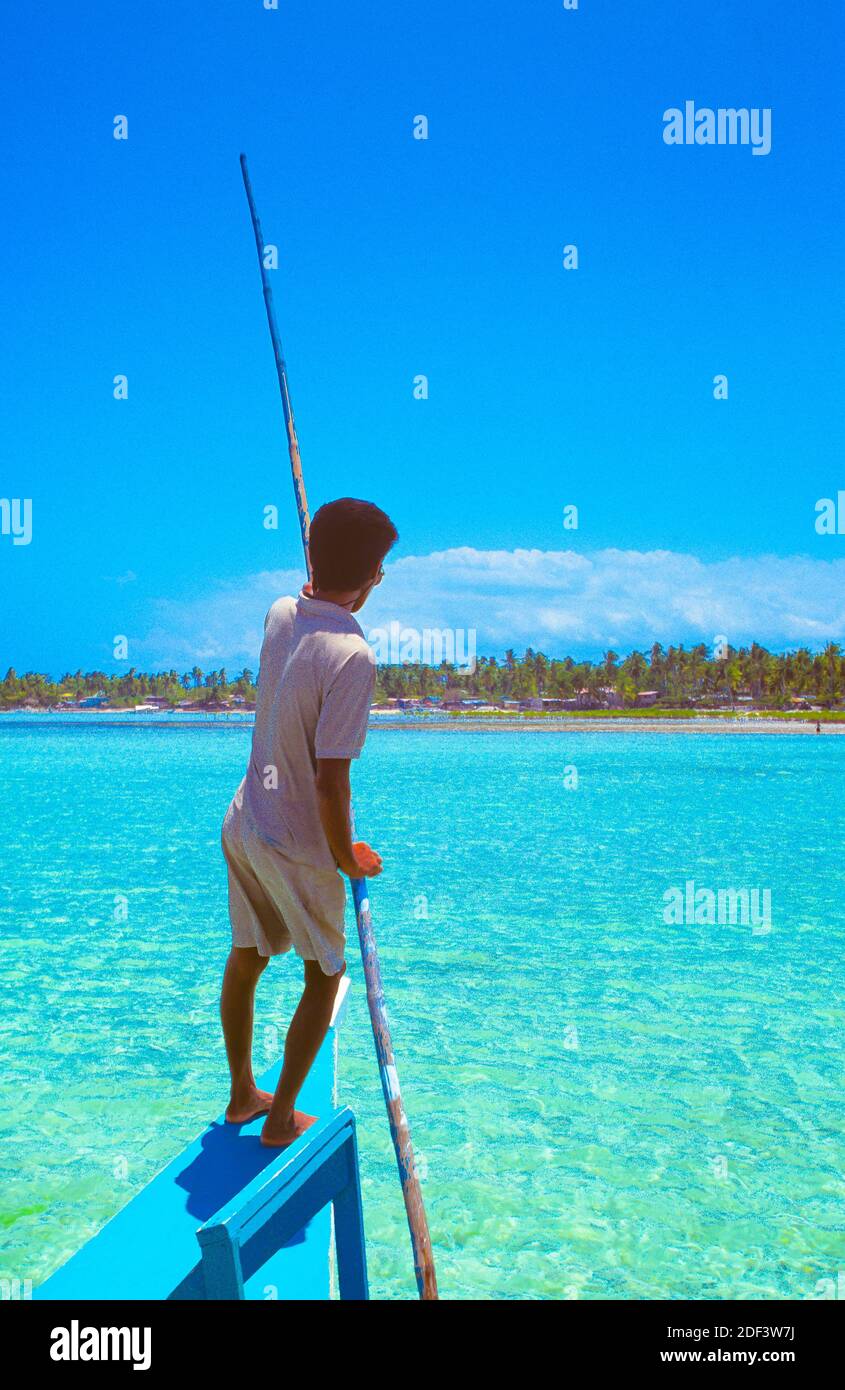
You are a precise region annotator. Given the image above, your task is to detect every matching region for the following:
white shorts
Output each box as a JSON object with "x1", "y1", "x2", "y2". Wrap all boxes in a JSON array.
[{"x1": 222, "y1": 794, "x2": 347, "y2": 975}]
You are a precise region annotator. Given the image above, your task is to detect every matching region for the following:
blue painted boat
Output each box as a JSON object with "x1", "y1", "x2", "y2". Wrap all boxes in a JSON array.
[{"x1": 35, "y1": 978, "x2": 368, "y2": 1300}]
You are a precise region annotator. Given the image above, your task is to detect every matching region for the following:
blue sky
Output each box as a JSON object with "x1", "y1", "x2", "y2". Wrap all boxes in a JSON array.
[{"x1": 1, "y1": 0, "x2": 843, "y2": 675}]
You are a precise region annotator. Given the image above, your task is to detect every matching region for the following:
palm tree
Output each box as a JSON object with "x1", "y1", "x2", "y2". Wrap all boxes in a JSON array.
[
  {"x1": 823, "y1": 642, "x2": 842, "y2": 704},
  {"x1": 602, "y1": 650, "x2": 619, "y2": 686},
  {"x1": 650, "y1": 643, "x2": 665, "y2": 692},
  {"x1": 688, "y1": 643, "x2": 707, "y2": 700},
  {"x1": 792, "y1": 648, "x2": 813, "y2": 697},
  {"x1": 534, "y1": 652, "x2": 548, "y2": 696},
  {"x1": 725, "y1": 659, "x2": 742, "y2": 710},
  {"x1": 745, "y1": 643, "x2": 768, "y2": 703},
  {"x1": 618, "y1": 675, "x2": 638, "y2": 707},
  {"x1": 622, "y1": 649, "x2": 648, "y2": 689}
]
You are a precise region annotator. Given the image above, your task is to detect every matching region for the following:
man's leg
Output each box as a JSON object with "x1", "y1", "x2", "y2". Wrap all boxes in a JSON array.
[
  {"x1": 220, "y1": 945, "x2": 273, "y2": 1122},
  {"x1": 261, "y1": 960, "x2": 345, "y2": 1147}
]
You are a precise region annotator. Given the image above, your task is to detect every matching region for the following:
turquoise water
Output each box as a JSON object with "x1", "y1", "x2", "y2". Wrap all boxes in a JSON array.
[{"x1": 1, "y1": 721, "x2": 843, "y2": 1299}]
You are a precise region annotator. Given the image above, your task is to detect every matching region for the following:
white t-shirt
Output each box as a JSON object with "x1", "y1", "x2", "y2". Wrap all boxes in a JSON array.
[{"x1": 240, "y1": 591, "x2": 376, "y2": 869}]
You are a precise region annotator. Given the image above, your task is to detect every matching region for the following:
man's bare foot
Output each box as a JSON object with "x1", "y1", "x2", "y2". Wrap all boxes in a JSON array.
[
  {"x1": 225, "y1": 1087, "x2": 275, "y2": 1124},
  {"x1": 260, "y1": 1110, "x2": 317, "y2": 1148}
]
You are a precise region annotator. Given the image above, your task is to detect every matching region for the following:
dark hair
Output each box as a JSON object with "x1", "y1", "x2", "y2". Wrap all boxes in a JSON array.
[{"x1": 309, "y1": 498, "x2": 398, "y2": 589}]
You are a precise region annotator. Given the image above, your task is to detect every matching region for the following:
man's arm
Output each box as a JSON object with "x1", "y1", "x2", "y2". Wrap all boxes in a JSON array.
[{"x1": 316, "y1": 758, "x2": 382, "y2": 878}]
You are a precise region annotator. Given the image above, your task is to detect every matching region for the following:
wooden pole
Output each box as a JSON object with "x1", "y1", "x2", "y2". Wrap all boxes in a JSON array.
[
  {"x1": 239, "y1": 155, "x2": 439, "y2": 1301},
  {"x1": 239, "y1": 154, "x2": 312, "y2": 580}
]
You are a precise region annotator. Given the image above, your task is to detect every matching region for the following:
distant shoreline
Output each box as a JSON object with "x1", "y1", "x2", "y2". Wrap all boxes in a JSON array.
[{"x1": 1, "y1": 710, "x2": 841, "y2": 734}]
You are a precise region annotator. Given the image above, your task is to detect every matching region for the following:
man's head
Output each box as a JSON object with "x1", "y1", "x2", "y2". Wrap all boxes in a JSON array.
[{"x1": 309, "y1": 498, "x2": 398, "y2": 610}]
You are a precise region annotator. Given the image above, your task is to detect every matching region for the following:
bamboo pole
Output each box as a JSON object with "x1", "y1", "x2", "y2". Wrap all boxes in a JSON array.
[
  {"x1": 239, "y1": 155, "x2": 312, "y2": 581},
  {"x1": 239, "y1": 155, "x2": 439, "y2": 1301}
]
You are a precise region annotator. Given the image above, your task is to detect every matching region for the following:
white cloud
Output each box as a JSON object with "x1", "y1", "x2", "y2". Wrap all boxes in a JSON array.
[
  {"x1": 138, "y1": 567, "x2": 303, "y2": 671},
  {"x1": 137, "y1": 548, "x2": 845, "y2": 668}
]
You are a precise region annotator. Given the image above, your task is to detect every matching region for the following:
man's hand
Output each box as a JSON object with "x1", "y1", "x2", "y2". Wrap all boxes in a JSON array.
[{"x1": 349, "y1": 841, "x2": 383, "y2": 878}]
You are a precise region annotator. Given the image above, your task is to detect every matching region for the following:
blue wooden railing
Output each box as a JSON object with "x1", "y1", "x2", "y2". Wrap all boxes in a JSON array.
[
  {"x1": 37, "y1": 985, "x2": 366, "y2": 1302},
  {"x1": 197, "y1": 1106, "x2": 368, "y2": 1300}
]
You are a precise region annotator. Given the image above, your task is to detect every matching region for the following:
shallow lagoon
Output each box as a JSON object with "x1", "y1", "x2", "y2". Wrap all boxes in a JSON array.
[{"x1": 1, "y1": 723, "x2": 843, "y2": 1299}]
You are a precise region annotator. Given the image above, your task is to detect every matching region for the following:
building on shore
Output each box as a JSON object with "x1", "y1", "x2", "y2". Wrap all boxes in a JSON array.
[{"x1": 442, "y1": 686, "x2": 472, "y2": 710}]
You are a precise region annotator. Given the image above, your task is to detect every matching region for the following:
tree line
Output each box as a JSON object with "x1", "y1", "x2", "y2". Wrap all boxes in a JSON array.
[
  {"x1": 375, "y1": 642, "x2": 844, "y2": 707},
  {"x1": 0, "y1": 667, "x2": 256, "y2": 709},
  {"x1": 2, "y1": 641, "x2": 843, "y2": 709}
]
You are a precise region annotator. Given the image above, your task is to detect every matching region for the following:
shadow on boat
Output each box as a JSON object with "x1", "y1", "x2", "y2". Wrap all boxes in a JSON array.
[{"x1": 165, "y1": 1120, "x2": 308, "y2": 1298}]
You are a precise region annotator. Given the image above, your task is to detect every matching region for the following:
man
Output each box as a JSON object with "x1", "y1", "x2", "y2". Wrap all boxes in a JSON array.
[{"x1": 220, "y1": 497, "x2": 398, "y2": 1146}]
